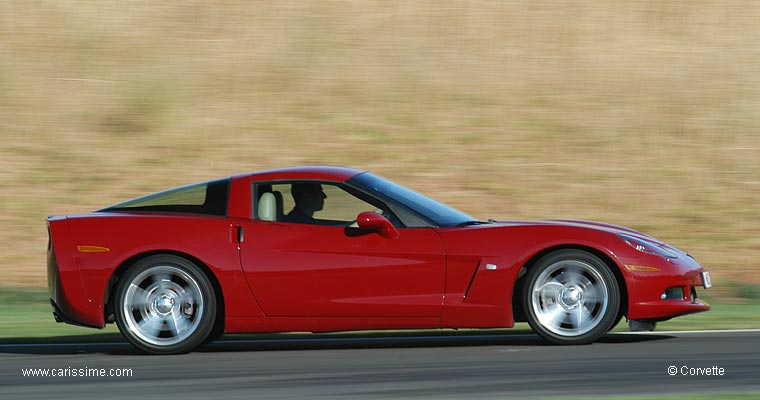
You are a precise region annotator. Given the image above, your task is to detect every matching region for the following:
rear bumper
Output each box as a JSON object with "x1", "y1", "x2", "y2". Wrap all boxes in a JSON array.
[
  {"x1": 50, "y1": 299, "x2": 101, "y2": 328},
  {"x1": 47, "y1": 218, "x2": 105, "y2": 329},
  {"x1": 49, "y1": 269, "x2": 104, "y2": 329}
]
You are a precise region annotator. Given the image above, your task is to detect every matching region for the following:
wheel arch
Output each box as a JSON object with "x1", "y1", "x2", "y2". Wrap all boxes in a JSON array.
[
  {"x1": 103, "y1": 250, "x2": 225, "y2": 336},
  {"x1": 511, "y1": 244, "x2": 628, "y2": 323}
]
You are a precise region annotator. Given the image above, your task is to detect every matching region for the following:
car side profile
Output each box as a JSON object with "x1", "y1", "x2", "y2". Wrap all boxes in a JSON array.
[{"x1": 47, "y1": 166, "x2": 711, "y2": 354}]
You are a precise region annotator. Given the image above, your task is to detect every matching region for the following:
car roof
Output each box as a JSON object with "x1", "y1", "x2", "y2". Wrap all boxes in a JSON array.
[{"x1": 241, "y1": 165, "x2": 365, "y2": 183}]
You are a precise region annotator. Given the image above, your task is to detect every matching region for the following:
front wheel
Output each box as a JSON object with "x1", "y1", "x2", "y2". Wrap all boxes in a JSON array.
[
  {"x1": 114, "y1": 255, "x2": 216, "y2": 354},
  {"x1": 523, "y1": 250, "x2": 620, "y2": 345}
]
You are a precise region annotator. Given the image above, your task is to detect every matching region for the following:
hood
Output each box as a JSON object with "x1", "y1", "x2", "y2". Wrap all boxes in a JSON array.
[{"x1": 489, "y1": 218, "x2": 663, "y2": 244}]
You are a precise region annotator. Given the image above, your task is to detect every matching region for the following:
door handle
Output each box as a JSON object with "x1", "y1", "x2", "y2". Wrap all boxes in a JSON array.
[{"x1": 237, "y1": 225, "x2": 244, "y2": 243}]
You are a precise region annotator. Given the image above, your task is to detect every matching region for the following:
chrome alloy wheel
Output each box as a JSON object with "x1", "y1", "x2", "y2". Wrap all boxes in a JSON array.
[
  {"x1": 122, "y1": 265, "x2": 204, "y2": 347},
  {"x1": 530, "y1": 259, "x2": 609, "y2": 337}
]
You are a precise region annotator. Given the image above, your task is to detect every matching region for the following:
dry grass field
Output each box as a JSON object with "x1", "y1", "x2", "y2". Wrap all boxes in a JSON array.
[{"x1": 1, "y1": 1, "x2": 758, "y2": 297}]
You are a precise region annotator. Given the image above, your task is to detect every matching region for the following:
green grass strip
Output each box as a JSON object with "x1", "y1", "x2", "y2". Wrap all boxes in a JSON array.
[{"x1": 2, "y1": 287, "x2": 758, "y2": 341}]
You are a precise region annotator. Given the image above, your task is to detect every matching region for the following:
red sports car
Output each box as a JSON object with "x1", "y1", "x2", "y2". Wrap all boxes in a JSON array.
[{"x1": 47, "y1": 166, "x2": 711, "y2": 354}]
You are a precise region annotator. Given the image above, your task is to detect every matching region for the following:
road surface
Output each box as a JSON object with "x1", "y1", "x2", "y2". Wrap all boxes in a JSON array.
[{"x1": 1, "y1": 330, "x2": 759, "y2": 399}]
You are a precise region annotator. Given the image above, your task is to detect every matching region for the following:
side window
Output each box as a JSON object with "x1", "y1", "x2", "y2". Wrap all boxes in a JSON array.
[
  {"x1": 102, "y1": 178, "x2": 229, "y2": 216},
  {"x1": 317, "y1": 185, "x2": 376, "y2": 222},
  {"x1": 253, "y1": 182, "x2": 386, "y2": 226}
]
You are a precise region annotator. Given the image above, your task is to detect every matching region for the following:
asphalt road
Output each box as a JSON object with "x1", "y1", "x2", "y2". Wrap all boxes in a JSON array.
[{"x1": 1, "y1": 330, "x2": 759, "y2": 399}]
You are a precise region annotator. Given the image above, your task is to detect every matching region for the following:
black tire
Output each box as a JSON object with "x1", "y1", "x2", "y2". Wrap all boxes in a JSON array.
[
  {"x1": 114, "y1": 255, "x2": 216, "y2": 354},
  {"x1": 202, "y1": 319, "x2": 225, "y2": 346},
  {"x1": 523, "y1": 250, "x2": 620, "y2": 345}
]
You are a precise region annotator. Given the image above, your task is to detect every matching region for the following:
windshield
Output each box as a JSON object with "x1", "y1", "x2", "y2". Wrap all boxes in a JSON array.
[{"x1": 348, "y1": 172, "x2": 475, "y2": 227}]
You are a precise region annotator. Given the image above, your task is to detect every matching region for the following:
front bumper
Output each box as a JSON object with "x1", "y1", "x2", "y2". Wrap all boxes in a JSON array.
[
  {"x1": 625, "y1": 253, "x2": 711, "y2": 320},
  {"x1": 628, "y1": 297, "x2": 710, "y2": 321}
]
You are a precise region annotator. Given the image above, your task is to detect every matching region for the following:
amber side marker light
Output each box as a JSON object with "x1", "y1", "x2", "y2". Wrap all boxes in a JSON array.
[
  {"x1": 625, "y1": 265, "x2": 660, "y2": 272},
  {"x1": 77, "y1": 245, "x2": 110, "y2": 253}
]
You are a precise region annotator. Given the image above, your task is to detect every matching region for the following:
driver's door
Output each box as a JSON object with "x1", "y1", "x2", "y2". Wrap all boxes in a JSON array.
[{"x1": 239, "y1": 182, "x2": 446, "y2": 317}]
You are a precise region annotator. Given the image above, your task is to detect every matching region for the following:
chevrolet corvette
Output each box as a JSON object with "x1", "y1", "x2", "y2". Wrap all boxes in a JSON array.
[{"x1": 47, "y1": 166, "x2": 711, "y2": 354}]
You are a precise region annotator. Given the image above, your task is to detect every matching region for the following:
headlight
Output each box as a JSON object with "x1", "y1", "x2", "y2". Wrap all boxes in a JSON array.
[{"x1": 617, "y1": 234, "x2": 678, "y2": 259}]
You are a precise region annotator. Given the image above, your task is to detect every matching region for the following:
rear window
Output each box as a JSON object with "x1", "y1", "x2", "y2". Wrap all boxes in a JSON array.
[{"x1": 100, "y1": 178, "x2": 229, "y2": 216}]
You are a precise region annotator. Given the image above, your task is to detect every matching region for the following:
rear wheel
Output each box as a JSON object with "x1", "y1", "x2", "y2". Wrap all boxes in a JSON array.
[
  {"x1": 114, "y1": 255, "x2": 216, "y2": 354},
  {"x1": 523, "y1": 250, "x2": 620, "y2": 344}
]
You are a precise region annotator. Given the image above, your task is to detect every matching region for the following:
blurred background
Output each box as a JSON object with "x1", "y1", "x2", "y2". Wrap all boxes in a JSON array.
[{"x1": 1, "y1": 1, "x2": 758, "y2": 300}]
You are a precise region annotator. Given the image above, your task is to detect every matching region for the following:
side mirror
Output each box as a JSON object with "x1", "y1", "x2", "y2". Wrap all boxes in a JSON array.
[{"x1": 356, "y1": 212, "x2": 400, "y2": 240}]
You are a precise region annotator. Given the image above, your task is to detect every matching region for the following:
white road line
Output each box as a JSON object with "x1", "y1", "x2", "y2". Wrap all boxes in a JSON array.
[
  {"x1": 616, "y1": 328, "x2": 760, "y2": 335},
  {"x1": 0, "y1": 342, "x2": 127, "y2": 348}
]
